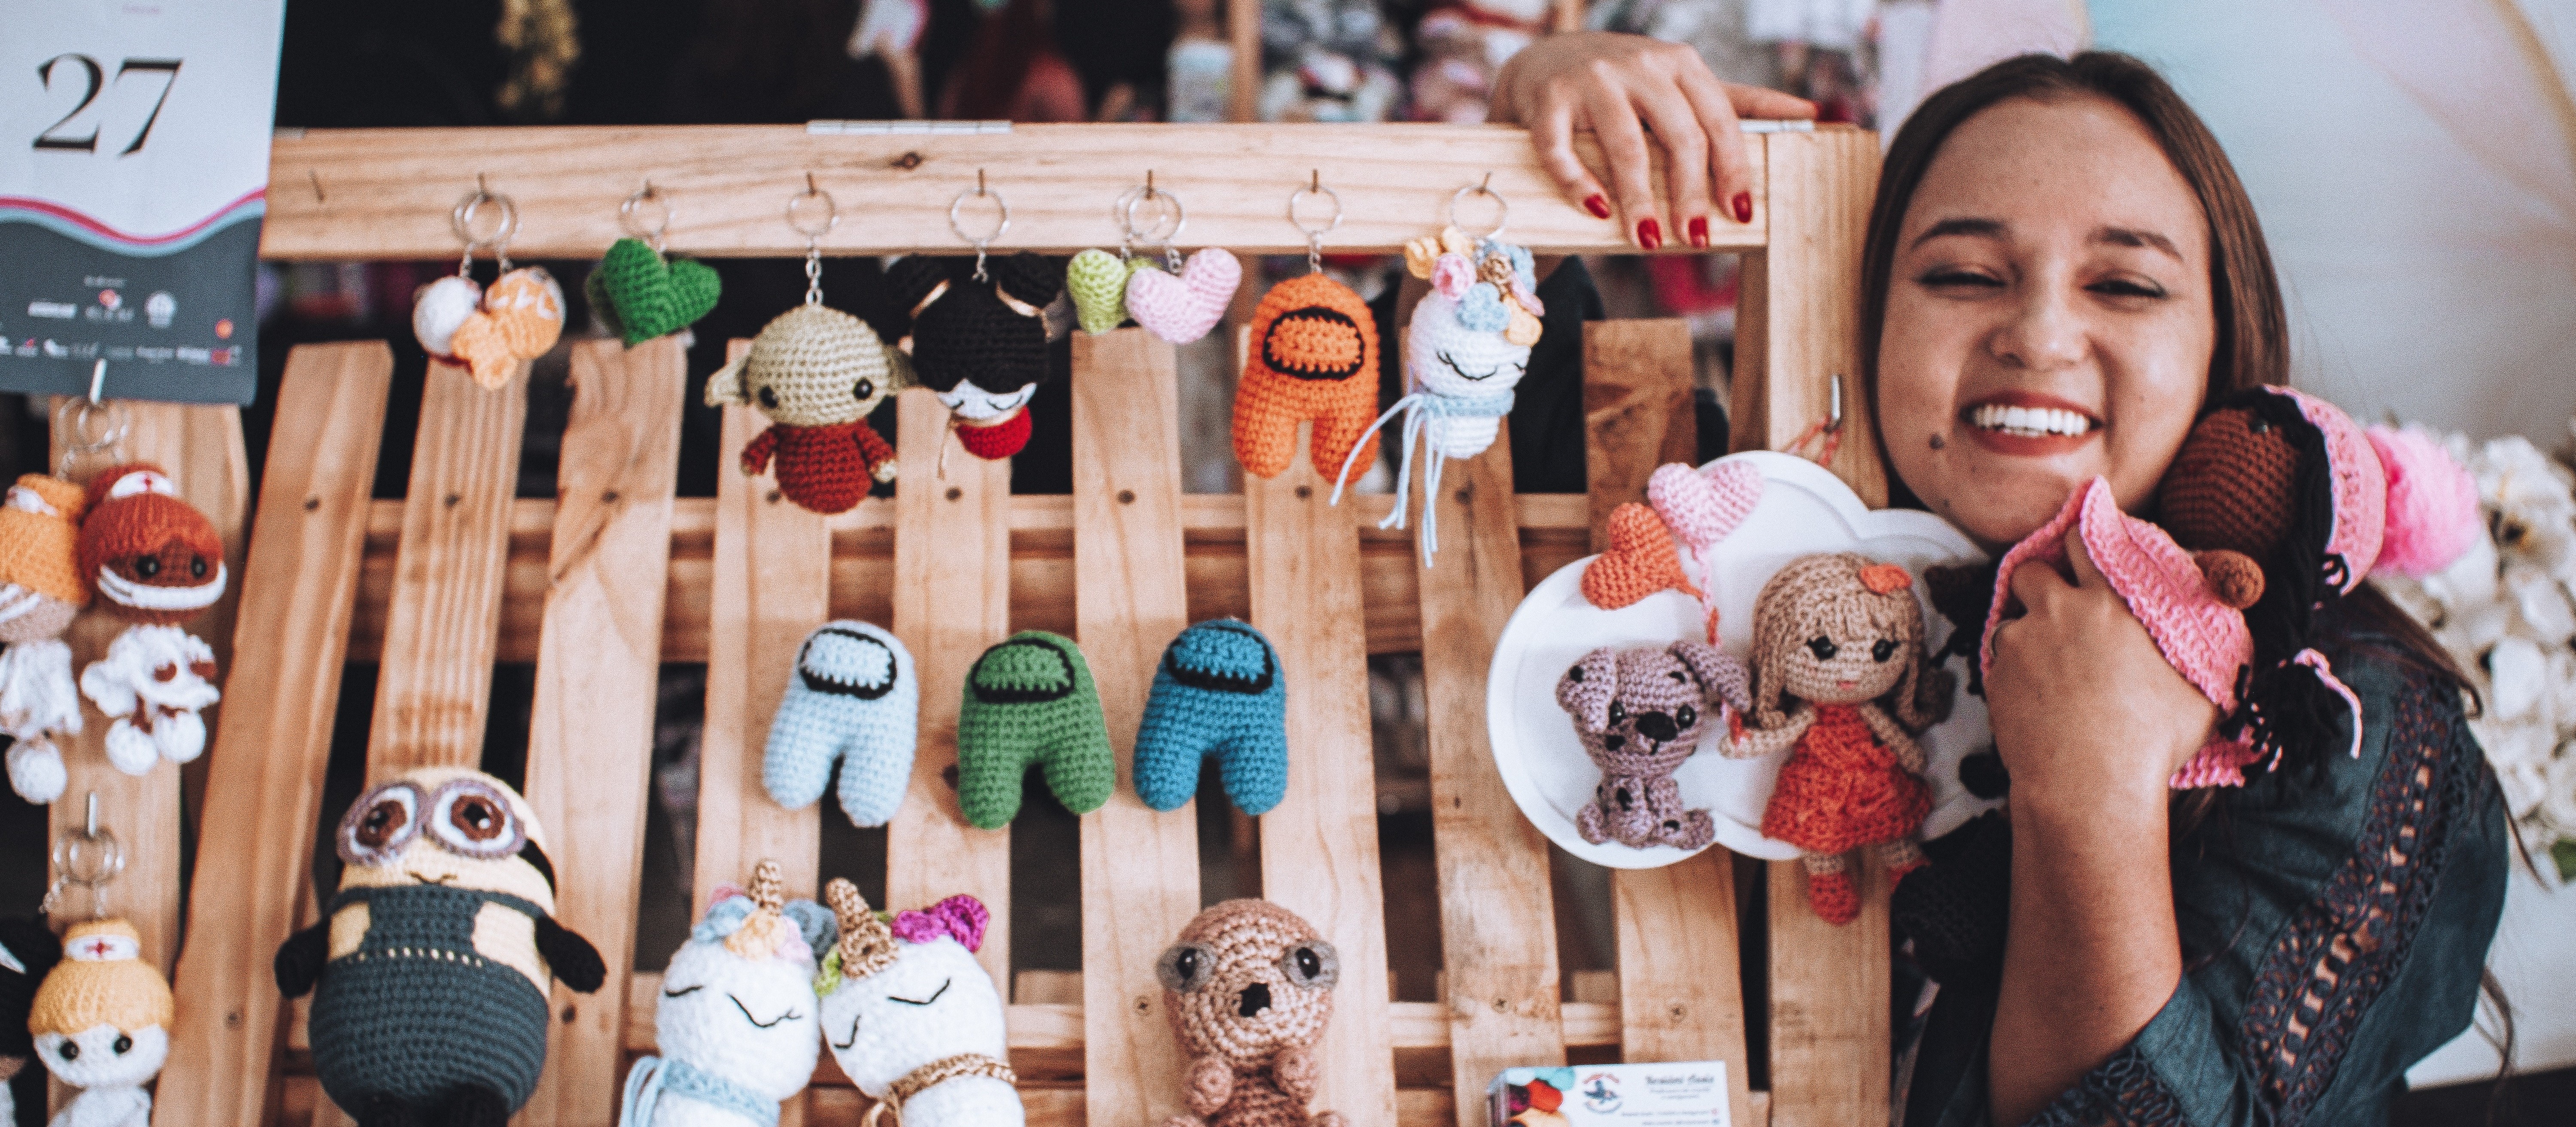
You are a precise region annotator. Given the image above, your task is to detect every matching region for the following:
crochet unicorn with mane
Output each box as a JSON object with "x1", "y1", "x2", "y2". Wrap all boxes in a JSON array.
[
  {"x1": 816, "y1": 880, "x2": 1022, "y2": 1127},
  {"x1": 621, "y1": 861, "x2": 835, "y2": 1127}
]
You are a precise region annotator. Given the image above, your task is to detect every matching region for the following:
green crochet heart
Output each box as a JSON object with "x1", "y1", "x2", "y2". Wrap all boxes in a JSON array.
[
  {"x1": 1067, "y1": 249, "x2": 1145, "y2": 335},
  {"x1": 590, "y1": 237, "x2": 720, "y2": 346}
]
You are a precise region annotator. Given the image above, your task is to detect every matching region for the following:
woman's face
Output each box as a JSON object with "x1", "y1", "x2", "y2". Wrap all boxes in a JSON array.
[{"x1": 1877, "y1": 93, "x2": 2217, "y2": 550}]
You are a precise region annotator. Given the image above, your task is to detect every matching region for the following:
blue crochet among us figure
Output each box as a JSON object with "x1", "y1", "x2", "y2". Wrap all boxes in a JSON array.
[
  {"x1": 1134, "y1": 620, "x2": 1289, "y2": 815},
  {"x1": 763, "y1": 621, "x2": 917, "y2": 828}
]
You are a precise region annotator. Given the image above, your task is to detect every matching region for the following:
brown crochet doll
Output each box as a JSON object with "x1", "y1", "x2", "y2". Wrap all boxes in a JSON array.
[
  {"x1": 1157, "y1": 899, "x2": 1344, "y2": 1127},
  {"x1": 1723, "y1": 553, "x2": 1951, "y2": 925}
]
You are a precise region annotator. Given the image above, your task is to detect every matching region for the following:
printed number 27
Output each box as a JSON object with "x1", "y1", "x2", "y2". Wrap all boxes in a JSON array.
[{"x1": 35, "y1": 55, "x2": 182, "y2": 156}]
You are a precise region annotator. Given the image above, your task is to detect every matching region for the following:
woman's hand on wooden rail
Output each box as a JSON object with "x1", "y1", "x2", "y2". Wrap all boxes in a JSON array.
[{"x1": 1491, "y1": 31, "x2": 1815, "y2": 250}]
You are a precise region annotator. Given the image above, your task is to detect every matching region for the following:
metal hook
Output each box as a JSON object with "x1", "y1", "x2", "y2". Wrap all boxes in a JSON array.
[
  {"x1": 807, "y1": 171, "x2": 819, "y2": 195},
  {"x1": 1826, "y1": 374, "x2": 1845, "y2": 432},
  {"x1": 622, "y1": 179, "x2": 674, "y2": 251},
  {"x1": 977, "y1": 168, "x2": 987, "y2": 197},
  {"x1": 1480, "y1": 170, "x2": 1493, "y2": 192},
  {"x1": 1311, "y1": 169, "x2": 1320, "y2": 192}
]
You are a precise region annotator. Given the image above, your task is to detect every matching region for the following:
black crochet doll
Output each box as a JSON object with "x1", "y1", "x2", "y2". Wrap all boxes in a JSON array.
[{"x1": 888, "y1": 253, "x2": 1065, "y2": 461}]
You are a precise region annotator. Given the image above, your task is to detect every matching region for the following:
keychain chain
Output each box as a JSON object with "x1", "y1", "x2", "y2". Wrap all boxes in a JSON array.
[
  {"x1": 1289, "y1": 172, "x2": 1342, "y2": 275},
  {"x1": 787, "y1": 174, "x2": 839, "y2": 307}
]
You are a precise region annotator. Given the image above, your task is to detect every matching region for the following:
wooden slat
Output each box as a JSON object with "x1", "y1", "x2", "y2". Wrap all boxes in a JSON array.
[
  {"x1": 1614, "y1": 855, "x2": 1756, "y2": 1127},
  {"x1": 160, "y1": 343, "x2": 392, "y2": 1127},
  {"x1": 1582, "y1": 319, "x2": 1701, "y2": 550},
  {"x1": 1227, "y1": 0, "x2": 1258, "y2": 123},
  {"x1": 517, "y1": 339, "x2": 687, "y2": 1127},
  {"x1": 1766, "y1": 857, "x2": 1888, "y2": 1127},
  {"x1": 366, "y1": 358, "x2": 529, "y2": 777},
  {"x1": 1733, "y1": 128, "x2": 1886, "y2": 507},
  {"x1": 1244, "y1": 419, "x2": 1398, "y2": 1126},
  {"x1": 885, "y1": 386, "x2": 1014, "y2": 986},
  {"x1": 262, "y1": 125, "x2": 1774, "y2": 259},
  {"x1": 1414, "y1": 437, "x2": 1565, "y2": 1126},
  {"x1": 1068, "y1": 329, "x2": 1200, "y2": 1123}
]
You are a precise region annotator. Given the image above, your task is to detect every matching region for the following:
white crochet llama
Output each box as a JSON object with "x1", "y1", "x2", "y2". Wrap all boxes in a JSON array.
[
  {"x1": 816, "y1": 880, "x2": 1023, "y2": 1127},
  {"x1": 621, "y1": 861, "x2": 832, "y2": 1127}
]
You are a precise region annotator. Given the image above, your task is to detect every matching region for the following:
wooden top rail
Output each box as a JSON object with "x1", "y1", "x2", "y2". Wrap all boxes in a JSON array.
[{"x1": 258, "y1": 123, "x2": 1818, "y2": 259}]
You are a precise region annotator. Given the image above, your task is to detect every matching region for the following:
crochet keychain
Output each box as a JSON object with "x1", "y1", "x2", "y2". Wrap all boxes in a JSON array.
[
  {"x1": 1134, "y1": 619, "x2": 1288, "y2": 815},
  {"x1": 588, "y1": 181, "x2": 720, "y2": 347},
  {"x1": 30, "y1": 799, "x2": 165, "y2": 1127},
  {"x1": 955, "y1": 631, "x2": 1114, "y2": 828},
  {"x1": 413, "y1": 182, "x2": 563, "y2": 390},
  {"x1": 0, "y1": 915, "x2": 64, "y2": 1127},
  {"x1": 764, "y1": 620, "x2": 917, "y2": 828},
  {"x1": 1232, "y1": 175, "x2": 1382, "y2": 481},
  {"x1": 1555, "y1": 641, "x2": 1750, "y2": 851},
  {"x1": 1156, "y1": 899, "x2": 1345, "y2": 1127},
  {"x1": 277, "y1": 767, "x2": 607, "y2": 1126},
  {"x1": 74, "y1": 464, "x2": 226, "y2": 777},
  {"x1": 622, "y1": 860, "x2": 834, "y2": 1127},
  {"x1": 0, "y1": 472, "x2": 92, "y2": 803},
  {"x1": 1070, "y1": 174, "x2": 1241, "y2": 340},
  {"x1": 1331, "y1": 181, "x2": 1543, "y2": 560},
  {"x1": 704, "y1": 179, "x2": 904, "y2": 516},
  {"x1": 887, "y1": 174, "x2": 1064, "y2": 463},
  {"x1": 1722, "y1": 553, "x2": 1952, "y2": 925},
  {"x1": 816, "y1": 879, "x2": 1023, "y2": 1127}
]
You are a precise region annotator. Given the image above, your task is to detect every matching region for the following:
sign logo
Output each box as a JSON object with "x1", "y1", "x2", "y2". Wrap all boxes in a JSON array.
[{"x1": 1581, "y1": 1071, "x2": 1622, "y2": 1114}]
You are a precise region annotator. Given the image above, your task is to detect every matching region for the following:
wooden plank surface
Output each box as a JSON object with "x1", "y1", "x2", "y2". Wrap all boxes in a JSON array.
[
  {"x1": 366, "y1": 358, "x2": 529, "y2": 777},
  {"x1": 1068, "y1": 329, "x2": 1201, "y2": 1125},
  {"x1": 159, "y1": 344, "x2": 391, "y2": 1127},
  {"x1": 1582, "y1": 319, "x2": 1701, "y2": 549},
  {"x1": 516, "y1": 338, "x2": 687, "y2": 1127},
  {"x1": 1243, "y1": 420, "x2": 1398, "y2": 1127},
  {"x1": 885, "y1": 386, "x2": 1014, "y2": 987},
  {"x1": 1732, "y1": 128, "x2": 1885, "y2": 507},
  {"x1": 1614, "y1": 854, "x2": 1756, "y2": 1126},
  {"x1": 1412, "y1": 437, "x2": 1565, "y2": 1126},
  {"x1": 263, "y1": 124, "x2": 1780, "y2": 259},
  {"x1": 1766, "y1": 857, "x2": 1888, "y2": 1127}
]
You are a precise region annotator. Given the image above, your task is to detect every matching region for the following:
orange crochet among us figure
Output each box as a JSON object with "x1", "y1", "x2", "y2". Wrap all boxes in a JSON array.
[
  {"x1": 1724, "y1": 553, "x2": 1952, "y2": 925},
  {"x1": 1231, "y1": 273, "x2": 1381, "y2": 480}
]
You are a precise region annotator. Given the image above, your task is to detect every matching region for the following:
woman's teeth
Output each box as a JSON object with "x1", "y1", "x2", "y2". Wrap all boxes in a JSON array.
[{"x1": 1969, "y1": 404, "x2": 2095, "y2": 437}]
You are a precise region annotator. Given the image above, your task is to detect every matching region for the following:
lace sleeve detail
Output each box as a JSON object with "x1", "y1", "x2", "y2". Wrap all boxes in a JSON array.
[{"x1": 2023, "y1": 1045, "x2": 2190, "y2": 1127}]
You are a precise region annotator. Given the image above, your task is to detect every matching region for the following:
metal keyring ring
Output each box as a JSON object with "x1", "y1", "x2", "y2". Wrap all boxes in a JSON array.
[
  {"x1": 53, "y1": 398, "x2": 130, "y2": 478},
  {"x1": 452, "y1": 190, "x2": 519, "y2": 252},
  {"x1": 949, "y1": 187, "x2": 1011, "y2": 246},
  {"x1": 787, "y1": 186, "x2": 839, "y2": 239},
  {"x1": 1288, "y1": 184, "x2": 1343, "y2": 237},
  {"x1": 1123, "y1": 190, "x2": 1186, "y2": 246},
  {"x1": 621, "y1": 182, "x2": 674, "y2": 245},
  {"x1": 1448, "y1": 183, "x2": 1508, "y2": 241},
  {"x1": 52, "y1": 825, "x2": 122, "y2": 890}
]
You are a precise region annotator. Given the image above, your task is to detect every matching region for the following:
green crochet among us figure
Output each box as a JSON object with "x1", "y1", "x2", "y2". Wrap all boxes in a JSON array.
[{"x1": 955, "y1": 631, "x2": 1115, "y2": 828}]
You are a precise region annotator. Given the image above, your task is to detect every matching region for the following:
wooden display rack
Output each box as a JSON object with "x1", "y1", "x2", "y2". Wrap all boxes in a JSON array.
[{"x1": 53, "y1": 120, "x2": 1888, "y2": 1127}]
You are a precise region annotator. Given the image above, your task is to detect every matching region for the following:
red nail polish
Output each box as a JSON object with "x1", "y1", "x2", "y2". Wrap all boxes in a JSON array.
[
  {"x1": 1688, "y1": 217, "x2": 1709, "y2": 248},
  {"x1": 1732, "y1": 192, "x2": 1753, "y2": 224},
  {"x1": 1584, "y1": 194, "x2": 1611, "y2": 219},
  {"x1": 1637, "y1": 219, "x2": 1663, "y2": 250}
]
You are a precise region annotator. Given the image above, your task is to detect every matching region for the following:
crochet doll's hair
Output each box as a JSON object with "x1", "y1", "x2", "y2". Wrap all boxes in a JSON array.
[
  {"x1": 887, "y1": 253, "x2": 1062, "y2": 396},
  {"x1": 1745, "y1": 553, "x2": 1946, "y2": 732}
]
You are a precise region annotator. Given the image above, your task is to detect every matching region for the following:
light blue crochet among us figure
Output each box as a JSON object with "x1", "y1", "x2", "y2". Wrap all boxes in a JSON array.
[
  {"x1": 763, "y1": 621, "x2": 917, "y2": 828},
  {"x1": 1133, "y1": 619, "x2": 1289, "y2": 815}
]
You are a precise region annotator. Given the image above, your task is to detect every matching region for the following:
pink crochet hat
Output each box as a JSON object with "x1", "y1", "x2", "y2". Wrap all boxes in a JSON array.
[{"x1": 2268, "y1": 388, "x2": 2386, "y2": 591}]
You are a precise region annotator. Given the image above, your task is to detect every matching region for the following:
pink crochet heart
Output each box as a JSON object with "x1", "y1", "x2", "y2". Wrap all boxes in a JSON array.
[
  {"x1": 1647, "y1": 459, "x2": 1763, "y2": 550},
  {"x1": 1125, "y1": 248, "x2": 1240, "y2": 345}
]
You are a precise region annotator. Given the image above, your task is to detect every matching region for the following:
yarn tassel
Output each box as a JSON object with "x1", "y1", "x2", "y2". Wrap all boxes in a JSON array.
[
  {"x1": 620, "y1": 1055, "x2": 668, "y2": 1127},
  {"x1": 1330, "y1": 392, "x2": 1446, "y2": 563}
]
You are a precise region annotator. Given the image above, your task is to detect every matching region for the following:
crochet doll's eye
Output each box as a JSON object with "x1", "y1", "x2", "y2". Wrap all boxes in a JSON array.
[
  {"x1": 135, "y1": 556, "x2": 159, "y2": 578},
  {"x1": 1806, "y1": 636, "x2": 1838, "y2": 660},
  {"x1": 58, "y1": 1042, "x2": 75, "y2": 1061},
  {"x1": 1676, "y1": 705, "x2": 1696, "y2": 729},
  {"x1": 757, "y1": 386, "x2": 780, "y2": 410},
  {"x1": 1156, "y1": 942, "x2": 1215, "y2": 992},
  {"x1": 427, "y1": 779, "x2": 527, "y2": 858},
  {"x1": 1872, "y1": 639, "x2": 1899, "y2": 662},
  {"x1": 190, "y1": 556, "x2": 207, "y2": 578},
  {"x1": 854, "y1": 379, "x2": 875, "y2": 401},
  {"x1": 1607, "y1": 701, "x2": 1626, "y2": 726},
  {"x1": 1277, "y1": 941, "x2": 1339, "y2": 988},
  {"x1": 112, "y1": 1034, "x2": 131, "y2": 1054}
]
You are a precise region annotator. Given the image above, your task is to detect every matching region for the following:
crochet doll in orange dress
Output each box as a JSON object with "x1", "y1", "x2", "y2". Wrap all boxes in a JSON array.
[{"x1": 1724, "y1": 553, "x2": 1952, "y2": 925}]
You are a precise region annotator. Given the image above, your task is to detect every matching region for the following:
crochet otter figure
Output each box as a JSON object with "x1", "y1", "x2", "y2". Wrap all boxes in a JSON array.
[
  {"x1": 1232, "y1": 273, "x2": 1381, "y2": 480},
  {"x1": 888, "y1": 254, "x2": 1064, "y2": 462},
  {"x1": 30, "y1": 919, "x2": 170, "y2": 1127},
  {"x1": 620, "y1": 860, "x2": 834, "y2": 1127},
  {"x1": 816, "y1": 881, "x2": 1022, "y2": 1127},
  {"x1": 277, "y1": 767, "x2": 606, "y2": 1127},
  {"x1": 1158, "y1": 899, "x2": 1344, "y2": 1127},
  {"x1": 1724, "y1": 554, "x2": 1951, "y2": 925},
  {"x1": 1556, "y1": 641, "x2": 1750, "y2": 851},
  {"x1": 956, "y1": 631, "x2": 1115, "y2": 828},
  {"x1": 705, "y1": 304, "x2": 903, "y2": 516},
  {"x1": 74, "y1": 465, "x2": 225, "y2": 776},
  {"x1": 0, "y1": 475, "x2": 91, "y2": 802},
  {"x1": 0, "y1": 919, "x2": 64, "y2": 1127}
]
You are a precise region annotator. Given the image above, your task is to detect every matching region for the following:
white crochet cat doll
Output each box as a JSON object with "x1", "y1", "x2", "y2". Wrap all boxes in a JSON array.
[
  {"x1": 815, "y1": 880, "x2": 1022, "y2": 1127},
  {"x1": 621, "y1": 861, "x2": 835, "y2": 1127}
]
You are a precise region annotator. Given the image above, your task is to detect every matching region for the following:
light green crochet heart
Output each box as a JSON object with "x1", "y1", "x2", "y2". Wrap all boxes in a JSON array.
[{"x1": 1067, "y1": 249, "x2": 1145, "y2": 335}]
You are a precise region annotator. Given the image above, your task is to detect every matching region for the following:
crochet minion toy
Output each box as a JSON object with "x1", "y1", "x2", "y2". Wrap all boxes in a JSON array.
[
  {"x1": 29, "y1": 919, "x2": 171, "y2": 1127},
  {"x1": 1231, "y1": 273, "x2": 1381, "y2": 480},
  {"x1": 763, "y1": 620, "x2": 917, "y2": 829},
  {"x1": 1133, "y1": 620, "x2": 1288, "y2": 816},
  {"x1": 888, "y1": 254, "x2": 1065, "y2": 462},
  {"x1": 705, "y1": 304, "x2": 904, "y2": 516},
  {"x1": 955, "y1": 631, "x2": 1115, "y2": 828},
  {"x1": 0, "y1": 919, "x2": 64, "y2": 1127},
  {"x1": 0, "y1": 474, "x2": 91, "y2": 804},
  {"x1": 277, "y1": 767, "x2": 606, "y2": 1127},
  {"x1": 73, "y1": 464, "x2": 226, "y2": 776}
]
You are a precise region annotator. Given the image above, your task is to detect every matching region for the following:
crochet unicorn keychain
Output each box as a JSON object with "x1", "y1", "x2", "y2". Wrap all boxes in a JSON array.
[
  {"x1": 413, "y1": 182, "x2": 563, "y2": 390},
  {"x1": 815, "y1": 879, "x2": 1023, "y2": 1127},
  {"x1": 621, "y1": 860, "x2": 835, "y2": 1127},
  {"x1": 1330, "y1": 182, "x2": 1543, "y2": 562},
  {"x1": 1067, "y1": 176, "x2": 1241, "y2": 344},
  {"x1": 887, "y1": 174, "x2": 1065, "y2": 465}
]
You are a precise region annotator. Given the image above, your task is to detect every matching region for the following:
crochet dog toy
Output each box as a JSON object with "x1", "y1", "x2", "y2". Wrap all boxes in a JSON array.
[
  {"x1": 1233, "y1": 272, "x2": 1382, "y2": 480},
  {"x1": 705, "y1": 304, "x2": 903, "y2": 516},
  {"x1": 1134, "y1": 620, "x2": 1288, "y2": 815},
  {"x1": 888, "y1": 254, "x2": 1064, "y2": 462},
  {"x1": 0, "y1": 918, "x2": 64, "y2": 1127},
  {"x1": 1556, "y1": 641, "x2": 1750, "y2": 851},
  {"x1": 621, "y1": 860, "x2": 834, "y2": 1127},
  {"x1": 416, "y1": 267, "x2": 565, "y2": 390},
  {"x1": 956, "y1": 631, "x2": 1115, "y2": 828},
  {"x1": 764, "y1": 621, "x2": 917, "y2": 828},
  {"x1": 588, "y1": 237, "x2": 720, "y2": 346},
  {"x1": 0, "y1": 475, "x2": 91, "y2": 802},
  {"x1": 1157, "y1": 899, "x2": 1344, "y2": 1127},
  {"x1": 29, "y1": 919, "x2": 168, "y2": 1127},
  {"x1": 277, "y1": 767, "x2": 607, "y2": 1127},
  {"x1": 1723, "y1": 553, "x2": 1950, "y2": 925},
  {"x1": 816, "y1": 880, "x2": 1023, "y2": 1127},
  {"x1": 74, "y1": 465, "x2": 225, "y2": 776}
]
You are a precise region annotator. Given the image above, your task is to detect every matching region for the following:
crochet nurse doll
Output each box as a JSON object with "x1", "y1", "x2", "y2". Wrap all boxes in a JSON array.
[{"x1": 1724, "y1": 553, "x2": 1952, "y2": 924}]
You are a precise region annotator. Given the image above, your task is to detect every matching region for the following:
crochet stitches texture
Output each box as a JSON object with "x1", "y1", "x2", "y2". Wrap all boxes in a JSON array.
[
  {"x1": 956, "y1": 632, "x2": 1115, "y2": 827},
  {"x1": 1231, "y1": 273, "x2": 1381, "y2": 480},
  {"x1": 764, "y1": 621, "x2": 917, "y2": 828},
  {"x1": 1135, "y1": 620, "x2": 1288, "y2": 815}
]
